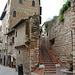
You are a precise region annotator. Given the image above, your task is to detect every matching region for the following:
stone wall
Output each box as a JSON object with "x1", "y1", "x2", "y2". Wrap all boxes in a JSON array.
[
  {"x1": 71, "y1": 0, "x2": 75, "y2": 74},
  {"x1": 29, "y1": 16, "x2": 39, "y2": 71},
  {"x1": 7, "y1": 31, "x2": 18, "y2": 68},
  {"x1": 1, "y1": 0, "x2": 40, "y2": 71},
  {"x1": 14, "y1": 16, "x2": 40, "y2": 74},
  {"x1": 16, "y1": 48, "x2": 30, "y2": 74},
  {"x1": 30, "y1": 39, "x2": 39, "y2": 71},
  {"x1": 0, "y1": 27, "x2": 2, "y2": 59},
  {"x1": 1, "y1": 1, "x2": 11, "y2": 65},
  {"x1": 48, "y1": 8, "x2": 72, "y2": 67},
  {"x1": 9, "y1": 0, "x2": 40, "y2": 29}
]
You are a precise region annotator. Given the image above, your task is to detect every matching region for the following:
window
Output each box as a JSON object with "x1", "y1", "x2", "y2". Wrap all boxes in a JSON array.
[
  {"x1": 39, "y1": 0, "x2": 40, "y2": 5},
  {"x1": 15, "y1": 31, "x2": 17, "y2": 37},
  {"x1": 19, "y1": 0, "x2": 22, "y2": 4},
  {"x1": 12, "y1": 37, "x2": 14, "y2": 44},
  {"x1": 19, "y1": 50, "x2": 20, "y2": 54},
  {"x1": 32, "y1": 1, "x2": 35, "y2": 7},
  {"x1": 13, "y1": 11, "x2": 16, "y2": 17},
  {"x1": 0, "y1": 50, "x2": 1, "y2": 53}
]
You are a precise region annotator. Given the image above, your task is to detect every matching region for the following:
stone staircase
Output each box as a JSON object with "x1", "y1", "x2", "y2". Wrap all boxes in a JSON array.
[{"x1": 41, "y1": 38, "x2": 56, "y2": 75}]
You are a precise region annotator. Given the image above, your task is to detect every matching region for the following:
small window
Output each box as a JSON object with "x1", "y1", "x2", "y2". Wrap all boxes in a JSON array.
[
  {"x1": 32, "y1": 1, "x2": 35, "y2": 7},
  {"x1": 15, "y1": 31, "x2": 17, "y2": 37},
  {"x1": 39, "y1": 0, "x2": 40, "y2": 5},
  {"x1": 19, "y1": 50, "x2": 20, "y2": 54},
  {"x1": 0, "y1": 50, "x2": 1, "y2": 53},
  {"x1": 19, "y1": 0, "x2": 22, "y2": 4},
  {"x1": 12, "y1": 37, "x2": 14, "y2": 44},
  {"x1": 13, "y1": 11, "x2": 16, "y2": 17}
]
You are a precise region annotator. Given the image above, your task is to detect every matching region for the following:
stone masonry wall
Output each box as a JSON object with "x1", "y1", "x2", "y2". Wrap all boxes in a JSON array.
[
  {"x1": 29, "y1": 15, "x2": 39, "y2": 71},
  {"x1": 71, "y1": 0, "x2": 75, "y2": 74},
  {"x1": 15, "y1": 15, "x2": 40, "y2": 74},
  {"x1": 9, "y1": 0, "x2": 40, "y2": 29},
  {"x1": 16, "y1": 48, "x2": 30, "y2": 74},
  {"x1": 30, "y1": 39, "x2": 39, "y2": 71},
  {"x1": 48, "y1": 9, "x2": 72, "y2": 67}
]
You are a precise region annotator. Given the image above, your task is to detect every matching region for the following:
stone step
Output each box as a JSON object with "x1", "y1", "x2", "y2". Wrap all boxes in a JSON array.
[
  {"x1": 44, "y1": 74, "x2": 56, "y2": 75},
  {"x1": 45, "y1": 68, "x2": 56, "y2": 71},
  {"x1": 44, "y1": 71, "x2": 56, "y2": 74},
  {"x1": 44, "y1": 62, "x2": 54, "y2": 64},
  {"x1": 45, "y1": 64, "x2": 55, "y2": 66},
  {"x1": 45, "y1": 67, "x2": 56, "y2": 69}
]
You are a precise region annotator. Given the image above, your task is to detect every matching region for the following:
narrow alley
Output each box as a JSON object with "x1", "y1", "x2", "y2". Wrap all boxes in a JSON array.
[{"x1": 41, "y1": 37, "x2": 56, "y2": 75}]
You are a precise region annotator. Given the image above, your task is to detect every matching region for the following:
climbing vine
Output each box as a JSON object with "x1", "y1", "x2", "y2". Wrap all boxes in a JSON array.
[
  {"x1": 59, "y1": 0, "x2": 71, "y2": 23},
  {"x1": 44, "y1": 16, "x2": 57, "y2": 35}
]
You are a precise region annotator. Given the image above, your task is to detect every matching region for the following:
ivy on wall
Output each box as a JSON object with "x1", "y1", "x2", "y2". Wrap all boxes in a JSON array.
[
  {"x1": 44, "y1": 0, "x2": 71, "y2": 34},
  {"x1": 44, "y1": 16, "x2": 57, "y2": 35},
  {"x1": 59, "y1": 0, "x2": 71, "y2": 23}
]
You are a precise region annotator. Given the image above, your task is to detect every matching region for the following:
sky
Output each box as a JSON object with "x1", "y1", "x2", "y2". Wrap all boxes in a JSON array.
[
  {"x1": 0, "y1": 0, "x2": 67, "y2": 25},
  {"x1": 0, "y1": 0, "x2": 8, "y2": 25},
  {"x1": 41, "y1": 0, "x2": 67, "y2": 25}
]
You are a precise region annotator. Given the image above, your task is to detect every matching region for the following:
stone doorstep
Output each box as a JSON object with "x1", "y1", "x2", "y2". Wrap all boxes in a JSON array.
[
  {"x1": 24, "y1": 72, "x2": 40, "y2": 75},
  {"x1": 31, "y1": 72, "x2": 40, "y2": 75}
]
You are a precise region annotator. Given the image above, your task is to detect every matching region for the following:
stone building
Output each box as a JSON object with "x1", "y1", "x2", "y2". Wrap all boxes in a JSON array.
[
  {"x1": 0, "y1": 26, "x2": 2, "y2": 59},
  {"x1": 0, "y1": 0, "x2": 41, "y2": 67},
  {"x1": 6, "y1": 15, "x2": 39, "y2": 74},
  {"x1": 6, "y1": 30, "x2": 17, "y2": 67}
]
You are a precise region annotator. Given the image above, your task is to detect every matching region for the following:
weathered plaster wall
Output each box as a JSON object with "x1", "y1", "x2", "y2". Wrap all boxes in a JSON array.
[{"x1": 16, "y1": 48, "x2": 30, "y2": 74}]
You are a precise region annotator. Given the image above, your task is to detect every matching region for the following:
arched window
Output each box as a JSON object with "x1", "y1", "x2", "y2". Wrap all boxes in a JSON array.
[
  {"x1": 32, "y1": 1, "x2": 35, "y2": 7},
  {"x1": 13, "y1": 11, "x2": 16, "y2": 17},
  {"x1": 19, "y1": 0, "x2": 22, "y2": 4}
]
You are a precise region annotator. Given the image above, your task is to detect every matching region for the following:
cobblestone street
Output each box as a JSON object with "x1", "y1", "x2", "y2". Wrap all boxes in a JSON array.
[
  {"x1": 0, "y1": 65, "x2": 39, "y2": 75},
  {"x1": 0, "y1": 65, "x2": 18, "y2": 75}
]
